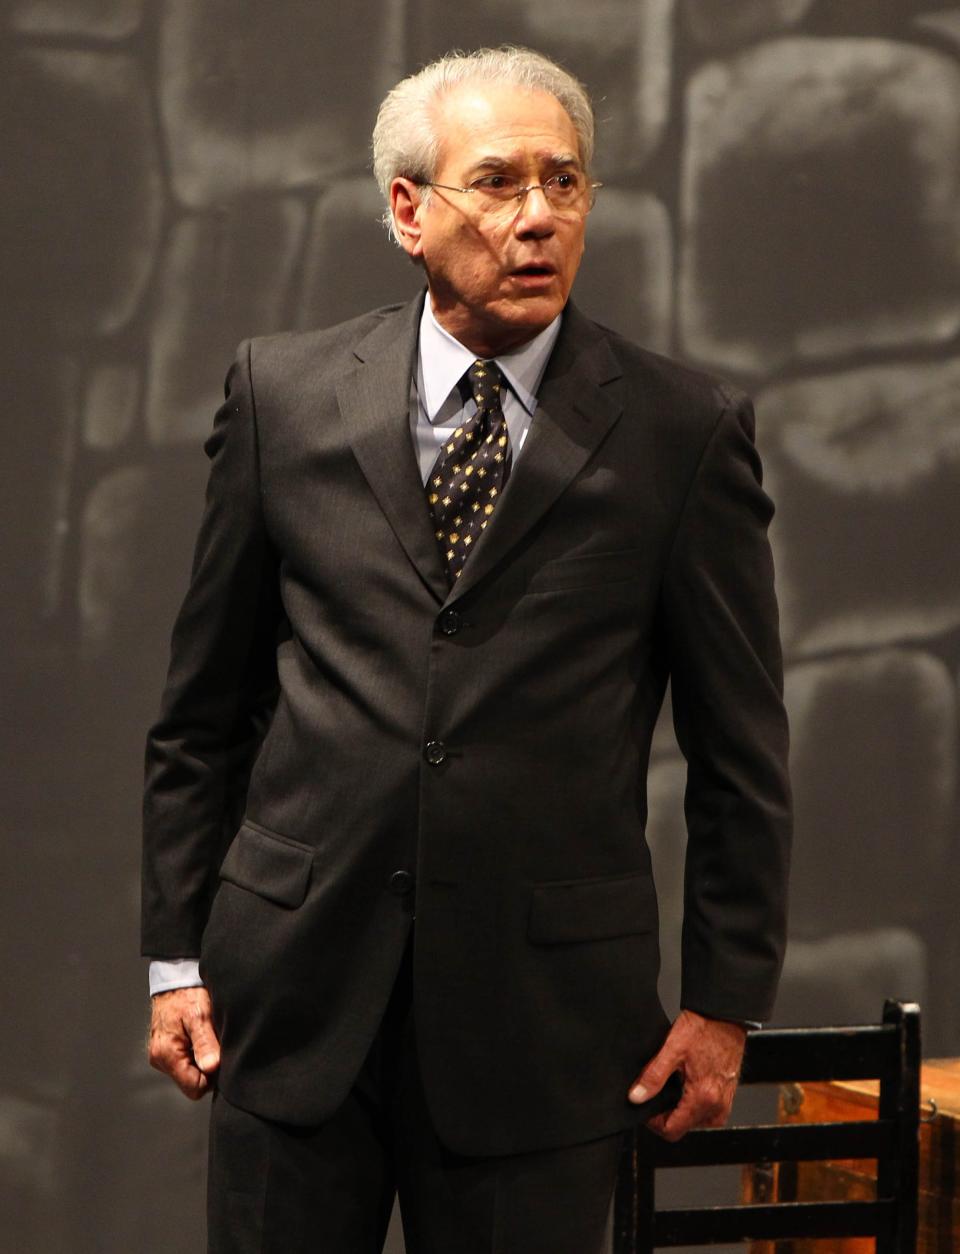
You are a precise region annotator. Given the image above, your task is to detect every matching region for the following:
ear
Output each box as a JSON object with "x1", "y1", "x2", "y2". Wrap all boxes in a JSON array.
[{"x1": 390, "y1": 178, "x2": 425, "y2": 259}]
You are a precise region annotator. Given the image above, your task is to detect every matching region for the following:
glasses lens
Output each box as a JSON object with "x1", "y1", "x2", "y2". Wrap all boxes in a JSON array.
[
  {"x1": 467, "y1": 172, "x2": 593, "y2": 216},
  {"x1": 543, "y1": 173, "x2": 583, "y2": 205},
  {"x1": 471, "y1": 174, "x2": 523, "y2": 204}
]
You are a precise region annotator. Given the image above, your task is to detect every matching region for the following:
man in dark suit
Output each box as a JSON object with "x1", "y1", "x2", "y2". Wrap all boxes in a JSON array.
[{"x1": 144, "y1": 46, "x2": 790, "y2": 1254}]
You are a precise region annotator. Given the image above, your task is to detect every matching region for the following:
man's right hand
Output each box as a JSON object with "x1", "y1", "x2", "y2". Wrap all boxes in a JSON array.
[{"x1": 147, "y1": 986, "x2": 221, "y2": 1100}]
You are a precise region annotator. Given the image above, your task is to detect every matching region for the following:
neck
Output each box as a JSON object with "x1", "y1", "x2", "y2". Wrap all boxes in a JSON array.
[{"x1": 428, "y1": 296, "x2": 544, "y2": 359}]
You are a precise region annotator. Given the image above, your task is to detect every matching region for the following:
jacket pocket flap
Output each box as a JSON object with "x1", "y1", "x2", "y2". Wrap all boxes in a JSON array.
[
  {"x1": 528, "y1": 872, "x2": 656, "y2": 944},
  {"x1": 219, "y1": 823, "x2": 313, "y2": 908}
]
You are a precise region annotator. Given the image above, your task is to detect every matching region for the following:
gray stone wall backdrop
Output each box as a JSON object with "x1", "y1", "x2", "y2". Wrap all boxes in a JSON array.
[{"x1": 2, "y1": 2, "x2": 958, "y2": 1250}]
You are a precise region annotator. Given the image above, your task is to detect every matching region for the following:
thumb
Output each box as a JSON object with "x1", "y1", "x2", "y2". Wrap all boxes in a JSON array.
[
  {"x1": 628, "y1": 1039, "x2": 680, "y2": 1105},
  {"x1": 186, "y1": 1013, "x2": 221, "y2": 1074}
]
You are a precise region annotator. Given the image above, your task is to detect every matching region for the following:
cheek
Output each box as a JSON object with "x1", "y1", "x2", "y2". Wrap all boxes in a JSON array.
[
  {"x1": 446, "y1": 229, "x2": 499, "y2": 276},
  {"x1": 562, "y1": 235, "x2": 586, "y2": 285},
  {"x1": 464, "y1": 239, "x2": 507, "y2": 290}
]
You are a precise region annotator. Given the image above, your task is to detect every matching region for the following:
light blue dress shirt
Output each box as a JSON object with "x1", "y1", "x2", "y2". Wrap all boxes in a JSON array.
[
  {"x1": 148, "y1": 298, "x2": 562, "y2": 996},
  {"x1": 410, "y1": 295, "x2": 561, "y2": 483}
]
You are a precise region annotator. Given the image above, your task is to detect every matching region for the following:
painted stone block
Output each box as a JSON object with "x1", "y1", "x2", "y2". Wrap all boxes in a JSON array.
[
  {"x1": 759, "y1": 357, "x2": 960, "y2": 652},
  {"x1": 680, "y1": 38, "x2": 960, "y2": 373}
]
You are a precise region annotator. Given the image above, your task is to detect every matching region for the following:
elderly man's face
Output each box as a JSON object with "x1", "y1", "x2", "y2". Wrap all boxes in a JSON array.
[{"x1": 392, "y1": 83, "x2": 588, "y2": 357}]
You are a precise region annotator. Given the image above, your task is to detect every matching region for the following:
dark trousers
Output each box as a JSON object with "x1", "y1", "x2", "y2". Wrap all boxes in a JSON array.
[{"x1": 207, "y1": 938, "x2": 622, "y2": 1253}]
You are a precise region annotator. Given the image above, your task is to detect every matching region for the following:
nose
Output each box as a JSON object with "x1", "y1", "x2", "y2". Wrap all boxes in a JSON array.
[{"x1": 513, "y1": 185, "x2": 555, "y2": 237}]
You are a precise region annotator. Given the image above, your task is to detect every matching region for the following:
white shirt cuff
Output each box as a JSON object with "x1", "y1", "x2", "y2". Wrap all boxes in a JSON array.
[{"x1": 149, "y1": 958, "x2": 203, "y2": 996}]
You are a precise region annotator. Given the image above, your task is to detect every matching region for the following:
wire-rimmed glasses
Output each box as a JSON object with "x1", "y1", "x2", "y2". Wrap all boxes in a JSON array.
[{"x1": 416, "y1": 171, "x2": 603, "y2": 217}]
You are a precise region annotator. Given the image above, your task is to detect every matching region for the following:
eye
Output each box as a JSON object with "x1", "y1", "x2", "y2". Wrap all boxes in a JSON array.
[
  {"x1": 549, "y1": 172, "x2": 580, "y2": 194},
  {"x1": 471, "y1": 174, "x2": 519, "y2": 197}
]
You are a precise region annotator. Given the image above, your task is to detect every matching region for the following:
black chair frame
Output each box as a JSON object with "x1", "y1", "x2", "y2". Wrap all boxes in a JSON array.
[{"x1": 614, "y1": 999, "x2": 921, "y2": 1252}]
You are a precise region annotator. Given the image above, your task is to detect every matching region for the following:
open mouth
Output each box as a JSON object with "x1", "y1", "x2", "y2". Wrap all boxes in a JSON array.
[{"x1": 511, "y1": 264, "x2": 556, "y2": 279}]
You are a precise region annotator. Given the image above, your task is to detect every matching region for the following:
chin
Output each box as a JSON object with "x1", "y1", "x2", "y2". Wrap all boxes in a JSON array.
[{"x1": 503, "y1": 294, "x2": 564, "y2": 327}]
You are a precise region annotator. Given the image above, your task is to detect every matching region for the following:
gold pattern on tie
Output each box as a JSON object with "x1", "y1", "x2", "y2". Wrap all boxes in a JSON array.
[{"x1": 426, "y1": 360, "x2": 512, "y2": 584}]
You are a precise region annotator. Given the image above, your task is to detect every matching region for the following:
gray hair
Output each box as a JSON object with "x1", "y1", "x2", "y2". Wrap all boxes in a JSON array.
[{"x1": 372, "y1": 46, "x2": 595, "y2": 243}]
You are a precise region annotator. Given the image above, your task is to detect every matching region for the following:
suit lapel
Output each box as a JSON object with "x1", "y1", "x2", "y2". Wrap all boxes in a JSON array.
[
  {"x1": 337, "y1": 293, "x2": 450, "y2": 604},
  {"x1": 446, "y1": 304, "x2": 624, "y2": 605},
  {"x1": 337, "y1": 297, "x2": 624, "y2": 608}
]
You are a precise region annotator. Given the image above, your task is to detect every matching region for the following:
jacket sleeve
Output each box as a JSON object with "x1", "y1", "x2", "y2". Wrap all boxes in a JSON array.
[
  {"x1": 141, "y1": 340, "x2": 282, "y2": 958},
  {"x1": 662, "y1": 389, "x2": 792, "y2": 1024}
]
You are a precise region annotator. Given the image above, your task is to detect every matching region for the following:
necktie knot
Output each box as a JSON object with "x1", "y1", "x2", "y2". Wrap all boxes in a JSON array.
[{"x1": 467, "y1": 359, "x2": 503, "y2": 415}]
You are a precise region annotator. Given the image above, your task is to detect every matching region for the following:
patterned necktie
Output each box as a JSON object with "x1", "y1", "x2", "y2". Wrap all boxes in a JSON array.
[{"x1": 426, "y1": 359, "x2": 512, "y2": 584}]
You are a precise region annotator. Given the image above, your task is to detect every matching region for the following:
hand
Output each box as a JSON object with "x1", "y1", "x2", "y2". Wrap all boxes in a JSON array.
[
  {"x1": 147, "y1": 986, "x2": 221, "y2": 1100},
  {"x1": 627, "y1": 1009, "x2": 746, "y2": 1141}
]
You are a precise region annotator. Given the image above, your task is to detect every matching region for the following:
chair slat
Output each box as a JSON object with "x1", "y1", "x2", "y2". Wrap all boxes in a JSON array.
[
  {"x1": 653, "y1": 1198, "x2": 895, "y2": 1246},
  {"x1": 739, "y1": 1025, "x2": 897, "y2": 1084},
  {"x1": 638, "y1": 1119, "x2": 893, "y2": 1168}
]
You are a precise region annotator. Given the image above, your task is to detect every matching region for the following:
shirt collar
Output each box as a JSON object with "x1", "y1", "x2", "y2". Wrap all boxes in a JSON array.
[{"x1": 417, "y1": 295, "x2": 562, "y2": 422}]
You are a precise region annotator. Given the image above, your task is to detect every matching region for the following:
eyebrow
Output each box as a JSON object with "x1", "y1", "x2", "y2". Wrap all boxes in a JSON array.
[{"x1": 464, "y1": 152, "x2": 583, "y2": 178}]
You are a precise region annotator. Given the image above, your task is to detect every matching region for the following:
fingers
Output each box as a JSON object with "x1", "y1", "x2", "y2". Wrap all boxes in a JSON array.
[
  {"x1": 647, "y1": 1075, "x2": 734, "y2": 1141},
  {"x1": 147, "y1": 987, "x2": 221, "y2": 1102},
  {"x1": 167, "y1": 1046, "x2": 213, "y2": 1101},
  {"x1": 630, "y1": 1009, "x2": 746, "y2": 1138}
]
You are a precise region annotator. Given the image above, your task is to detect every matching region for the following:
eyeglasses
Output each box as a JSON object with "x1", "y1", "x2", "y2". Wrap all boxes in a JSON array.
[{"x1": 416, "y1": 171, "x2": 603, "y2": 216}]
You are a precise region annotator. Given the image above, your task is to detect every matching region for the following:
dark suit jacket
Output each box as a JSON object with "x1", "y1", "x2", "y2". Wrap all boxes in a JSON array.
[{"x1": 142, "y1": 293, "x2": 791, "y2": 1157}]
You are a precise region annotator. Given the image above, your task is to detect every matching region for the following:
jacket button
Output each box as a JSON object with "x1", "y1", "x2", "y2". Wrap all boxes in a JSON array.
[
  {"x1": 439, "y1": 609, "x2": 462, "y2": 636},
  {"x1": 388, "y1": 870, "x2": 414, "y2": 896},
  {"x1": 424, "y1": 740, "x2": 446, "y2": 765}
]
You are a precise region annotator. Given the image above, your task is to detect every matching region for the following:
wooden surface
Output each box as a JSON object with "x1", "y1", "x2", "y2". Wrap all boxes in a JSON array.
[{"x1": 743, "y1": 1059, "x2": 960, "y2": 1254}]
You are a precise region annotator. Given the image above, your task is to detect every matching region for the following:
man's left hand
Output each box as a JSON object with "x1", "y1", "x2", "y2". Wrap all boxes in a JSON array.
[{"x1": 627, "y1": 1009, "x2": 746, "y2": 1141}]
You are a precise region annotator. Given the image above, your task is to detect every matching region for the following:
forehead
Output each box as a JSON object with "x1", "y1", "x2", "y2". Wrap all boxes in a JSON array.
[{"x1": 432, "y1": 83, "x2": 580, "y2": 173}]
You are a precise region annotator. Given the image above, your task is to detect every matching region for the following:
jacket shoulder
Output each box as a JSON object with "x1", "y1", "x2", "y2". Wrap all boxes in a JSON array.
[
  {"x1": 243, "y1": 302, "x2": 409, "y2": 376},
  {"x1": 595, "y1": 321, "x2": 748, "y2": 419}
]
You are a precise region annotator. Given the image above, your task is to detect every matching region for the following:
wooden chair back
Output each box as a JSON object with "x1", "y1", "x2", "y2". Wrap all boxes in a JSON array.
[{"x1": 614, "y1": 1000, "x2": 921, "y2": 1252}]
